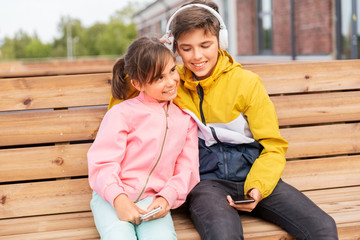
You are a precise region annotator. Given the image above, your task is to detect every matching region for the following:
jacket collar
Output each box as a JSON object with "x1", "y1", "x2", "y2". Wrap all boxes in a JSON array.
[{"x1": 137, "y1": 91, "x2": 170, "y2": 108}]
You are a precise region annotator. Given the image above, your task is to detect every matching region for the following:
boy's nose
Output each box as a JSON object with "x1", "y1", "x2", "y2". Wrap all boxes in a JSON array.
[{"x1": 193, "y1": 47, "x2": 202, "y2": 60}]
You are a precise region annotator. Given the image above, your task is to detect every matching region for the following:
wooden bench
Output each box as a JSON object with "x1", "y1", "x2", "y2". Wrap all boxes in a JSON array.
[{"x1": 1, "y1": 59, "x2": 359, "y2": 240}]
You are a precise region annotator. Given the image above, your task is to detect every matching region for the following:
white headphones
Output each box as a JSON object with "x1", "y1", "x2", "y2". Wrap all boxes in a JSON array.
[{"x1": 164, "y1": 3, "x2": 229, "y2": 51}]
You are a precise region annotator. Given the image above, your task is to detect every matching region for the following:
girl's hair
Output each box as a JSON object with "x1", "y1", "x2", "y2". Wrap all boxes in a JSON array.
[
  {"x1": 170, "y1": 0, "x2": 220, "y2": 43},
  {"x1": 112, "y1": 36, "x2": 175, "y2": 100}
]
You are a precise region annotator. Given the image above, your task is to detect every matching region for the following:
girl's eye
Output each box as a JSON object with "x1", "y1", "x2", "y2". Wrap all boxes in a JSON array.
[
  {"x1": 202, "y1": 45, "x2": 210, "y2": 49},
  {"x1": 181, "y1": 48, "x2": 191, "y2": 52},
  {"x1": 171, "y1": 67, "x2": 176, "y2": 73}
]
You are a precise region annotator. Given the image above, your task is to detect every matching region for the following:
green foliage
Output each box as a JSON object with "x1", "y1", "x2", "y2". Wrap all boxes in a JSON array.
[{"x1": 0, "y1": 4, "x2": 138, "y2": 60}]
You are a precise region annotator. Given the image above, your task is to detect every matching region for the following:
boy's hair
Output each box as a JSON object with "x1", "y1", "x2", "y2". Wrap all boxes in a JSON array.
[
  {"x1": 170, "y1": 0, "x2": 221, "y2": 43},
  {"x1": 111, "y1": 37, "x2": 175, "y2": 100}
]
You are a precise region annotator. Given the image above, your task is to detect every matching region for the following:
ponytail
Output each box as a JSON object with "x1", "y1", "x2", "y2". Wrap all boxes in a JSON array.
[{"x1": 111, "y1": 58, "x2": 128, "y2": 100}]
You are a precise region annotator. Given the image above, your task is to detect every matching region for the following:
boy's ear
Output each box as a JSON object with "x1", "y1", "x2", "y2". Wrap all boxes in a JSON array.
[{"x1": 131, "y1": 79, "x2": 143, "y2": 92}]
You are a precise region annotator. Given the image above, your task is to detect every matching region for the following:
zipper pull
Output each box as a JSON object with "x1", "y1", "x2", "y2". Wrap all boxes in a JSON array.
[{"x1": 164, "y1": 105, "x2": 169, "y2": 129}]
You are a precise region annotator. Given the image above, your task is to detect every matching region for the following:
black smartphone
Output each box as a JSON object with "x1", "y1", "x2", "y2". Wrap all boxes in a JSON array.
[{"x1": 234, "y1": 198, "x2": 255, "y2": 204}]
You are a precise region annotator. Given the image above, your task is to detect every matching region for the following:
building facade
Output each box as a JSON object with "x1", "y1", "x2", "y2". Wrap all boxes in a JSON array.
[{"x1": 133, "y1": 0, "x2": 360, "y2": 61}]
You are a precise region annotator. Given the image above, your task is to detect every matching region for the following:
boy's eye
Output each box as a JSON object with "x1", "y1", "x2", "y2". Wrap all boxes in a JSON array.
[
  {"x1": 171, "y1": 67, "x2": 176, "y2": 72},
  {"x1": 181, "y1": 48, "x2": 191, "y2": 52}
]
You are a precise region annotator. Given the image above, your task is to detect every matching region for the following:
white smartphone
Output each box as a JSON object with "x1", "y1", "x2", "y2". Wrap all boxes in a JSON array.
[
  {"x1": 234, "y1": 198, "x2": 255, "y2": 204},
  {"x1": 140, "y1": 206, "x2": 162, "y2": 221}
]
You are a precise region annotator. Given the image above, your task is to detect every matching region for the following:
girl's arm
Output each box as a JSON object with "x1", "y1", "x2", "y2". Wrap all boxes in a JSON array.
[
  {"x1": 87, "y1": 106, "x2": 129, "y2": 207},
  {"x1": 155, "y1": 118, "x2": 200, "y2": 209}
]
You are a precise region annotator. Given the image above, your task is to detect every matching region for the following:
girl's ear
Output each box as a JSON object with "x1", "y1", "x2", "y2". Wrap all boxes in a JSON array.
[{"x1": 131, "y1": 79, "x2": 144, "y2": 92}]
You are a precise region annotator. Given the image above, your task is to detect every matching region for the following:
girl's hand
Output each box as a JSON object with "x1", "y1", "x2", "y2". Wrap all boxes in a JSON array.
[
  {"x1": 143, "y1": 196, "x2": 170, "y2": 221},
  {"x1": 159, "y1": 35, "x2": 171, "y2": 45},
  {"x1": 227, "y1": 188, "x2": 262, "y2": 212},
  {"x1": 113, "y1": 194, "x2": 146, "y2": 225}
]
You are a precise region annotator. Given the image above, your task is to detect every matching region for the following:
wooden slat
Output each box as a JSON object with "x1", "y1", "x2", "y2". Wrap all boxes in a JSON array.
[
  {"x1": 282, "y1": 155, "x2": 360, "y2": 191},
  {"x1": 0, "y1": 178, "x2": 92, "y2": 219},
  {"x1": 0, "y1": 229, "x2": 99, "y2": 240},
  {"x1": 0, "y1": 143, "x2": 91, "y2": 182},
  {"x1": 272, "y1": 91, "x2": 360, "y2": 126},
  {"x1": 0, "y1": 212, "x2": 96, "y2": 236},
  {"x1": 281, "y1": 123, "x2": 360, "y2": 158},
  {"x1": 0, "y1": 73, "x2": 111, "y2": 111},
  {"x1": 244, "y1": 60, "x2": 360, "y2": 95},
  {"x1": 0, "y1": 107, "x2": 106, "y2": 147},
  {"x1": 0, "y1": 65, "x2": 112, "y2": 78}
]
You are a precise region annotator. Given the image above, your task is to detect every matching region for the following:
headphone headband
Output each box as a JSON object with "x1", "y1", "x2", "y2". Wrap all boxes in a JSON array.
[
  {"x1": 164, "y1": 3, "x2": 228, "y2": 50},
  {"x1": 165, "y1": 3, "x2": 226, "y2": 36}
]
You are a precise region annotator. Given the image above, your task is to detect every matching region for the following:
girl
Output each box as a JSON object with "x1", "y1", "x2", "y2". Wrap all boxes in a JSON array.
[{"x1": 88, "y1": 37, "x2": 200, "y2": 240}]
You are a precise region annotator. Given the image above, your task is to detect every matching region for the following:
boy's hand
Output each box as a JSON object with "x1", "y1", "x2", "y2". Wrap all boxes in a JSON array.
[
  {"x1": 113, "y1": 194, "x2": 146, "y2": 225},
  {"x1": 143, "y1": 196, "x2": 170, "y2": 221},
  {"x1": 227, "y1": 188, "x2": 262, "y2": 212}
]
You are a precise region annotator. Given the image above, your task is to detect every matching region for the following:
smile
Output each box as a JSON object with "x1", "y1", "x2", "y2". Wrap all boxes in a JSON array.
[
  {"x1": 193, "y1": 62, "x2": 206, "y2": 67},
  {"x1": 164, "y1": 88, "x2": 176, "y2": 94}
]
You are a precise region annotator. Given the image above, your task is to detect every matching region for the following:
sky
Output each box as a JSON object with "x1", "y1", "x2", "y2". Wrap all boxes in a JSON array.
[{"x1": 0, "y1": 0, "x2": 154, "y2": 44}]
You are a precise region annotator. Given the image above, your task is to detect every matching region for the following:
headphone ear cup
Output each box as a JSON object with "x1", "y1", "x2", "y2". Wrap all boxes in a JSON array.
[
  {"x1": 219, "y1": 28, "x2": 228, "y2": 50},
  {"x1": 164, "y1": 36, "x2": 175, "y2": 52}
]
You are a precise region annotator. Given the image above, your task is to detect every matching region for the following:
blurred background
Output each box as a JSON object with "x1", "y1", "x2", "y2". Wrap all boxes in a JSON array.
[{"x1": 0, "y1": 0, "x2": 359, "y2": 72}]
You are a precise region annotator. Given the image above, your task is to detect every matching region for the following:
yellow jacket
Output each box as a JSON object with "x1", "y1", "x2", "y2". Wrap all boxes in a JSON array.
[{"x1": 108, "y1": 50, "x2": 288, "y2": 199}]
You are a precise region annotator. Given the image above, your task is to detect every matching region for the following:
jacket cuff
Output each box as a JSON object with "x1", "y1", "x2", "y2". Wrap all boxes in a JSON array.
[
  {"x1": 156, "y1": 187, "x2": 178, "y2": 208},
  {"x1": 104, "y1": 183, "x2": 126, "y2": 207}
]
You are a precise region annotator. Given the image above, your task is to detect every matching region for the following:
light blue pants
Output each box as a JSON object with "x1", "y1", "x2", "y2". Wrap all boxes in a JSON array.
[{"x1": 90, "y1": 191, "x2": 177, "y2": 240}]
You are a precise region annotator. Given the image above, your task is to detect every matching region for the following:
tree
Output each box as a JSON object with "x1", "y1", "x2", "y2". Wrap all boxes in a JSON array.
[{"x1": 0, "y1": 4, "x2": 139, "y2": 60}]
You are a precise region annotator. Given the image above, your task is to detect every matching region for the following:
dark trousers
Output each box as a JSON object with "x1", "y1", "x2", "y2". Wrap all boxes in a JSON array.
[{"x1": 187, "y1": 179, "x2": 338, "y2": 240}]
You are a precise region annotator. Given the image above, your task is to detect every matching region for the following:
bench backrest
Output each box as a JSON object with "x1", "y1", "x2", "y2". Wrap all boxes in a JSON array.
[{"x1": 0, "y1": 59, "x2": 359, "y2": 220}]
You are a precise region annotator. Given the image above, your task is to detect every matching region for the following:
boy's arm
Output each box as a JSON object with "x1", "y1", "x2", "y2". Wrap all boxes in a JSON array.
[
  {"x1": 243, "y1": 75, "x2": 288, "y2": 199},
  {"x1": 155, "y1": 118, "x2": 200, "y2": 209}
]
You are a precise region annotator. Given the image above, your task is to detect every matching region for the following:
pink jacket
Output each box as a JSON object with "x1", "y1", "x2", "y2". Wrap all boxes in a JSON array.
[{"x1": 88, "y1": 92, "x2": 199, "y2": 209}]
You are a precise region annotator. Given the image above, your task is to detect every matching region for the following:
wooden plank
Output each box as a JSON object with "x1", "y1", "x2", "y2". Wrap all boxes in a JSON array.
[
  {"x1": 0, "y1": 107, "x2": 106, "y2": 147},
  {"x1": 244, "y1": 60, "x2": 360, "y2": 95},
  {"x1": 0, "y1": 229, "x2": 99, "y2": 240},
  {"x1": 0, "y1": 212, "x2": 96, "y2": 236},
  {"x1": 281, "y1": 123, "x2": 360, "y2": 159},
  {"x1": 0, "y1": 73, "x2": 111, "y2": 111},
  {"x1": 0, "y1": 143, "x2": 91, "y2": 182},
  {"x1": 272, "y1": 91, "x2": 360, "y2": 126},
  {"x1": 282, "y1": 155, "x2": 360, "y2": 191},
  {"x1": 0, "y1": 65, "x2": 112, "y2": 78},
  {"x1": 0, "y1": 178, "x2": 92, "y2": 219}
]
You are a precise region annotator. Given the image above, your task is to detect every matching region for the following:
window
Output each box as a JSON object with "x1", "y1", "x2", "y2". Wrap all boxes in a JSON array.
[
  {"x1": 339, "y1": 0, "x2": 359, "y2": 59},
  {"x1": 257, "y1": 0, "x2": 273, "y2": 54}
]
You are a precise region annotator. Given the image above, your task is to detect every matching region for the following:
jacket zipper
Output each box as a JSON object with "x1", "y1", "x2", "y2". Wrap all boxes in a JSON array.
[
  {"x1": 197, "y1": 84, "x2": 229, "y2": 179},
  {"x1": 210, "y1": 127, "x2": 229, "y2": 180},
  {"x1": 135, "y1": 105, "x2": 169, "y2": 202},
  {"x1": 197, "y1": 84, "x2": 206, "y2": 124}
]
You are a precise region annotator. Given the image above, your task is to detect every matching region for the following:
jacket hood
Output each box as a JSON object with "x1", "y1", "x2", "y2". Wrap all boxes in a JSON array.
[{"x1": 177, "y1": 50, "x2": 242, "y2": 92}]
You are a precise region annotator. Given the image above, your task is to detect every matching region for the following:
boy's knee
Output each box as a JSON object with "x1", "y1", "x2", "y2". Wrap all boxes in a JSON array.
[{"x1": 317, "y1": 214, "x2": 338, "y2": 238}]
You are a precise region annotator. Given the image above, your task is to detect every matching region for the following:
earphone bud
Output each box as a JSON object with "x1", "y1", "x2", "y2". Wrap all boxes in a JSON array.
[{"x1": 164, "y1": 3, "x2": 229, "y2": 52}]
